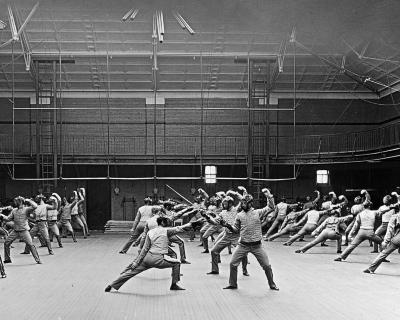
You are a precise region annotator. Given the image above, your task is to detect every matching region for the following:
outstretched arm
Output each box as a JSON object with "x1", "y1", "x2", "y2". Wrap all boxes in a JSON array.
[
  {"x1": 0, "y1": 208, "x2": 15, "y2": 222},
  {"x1": 226, "y1": 190, "x2": 243, "y2": 201},
  {"x1": 361, "y1": 189, "x2": 370, "y2": 202},
  {"x1": 338, "y1": 195, "x2": 348, "y2": 206},
  {"x1": 172, "y1": 207, "x2": 193, "y2": 220},
  {"x1": 25, "y1": 198, "x2": 38, "y2": 211},
  {"x1": 46, "y1": 201, "x2": 57, "y2": 211},
  {"x1": 295, "y1": 208, "x2": 310, "y2": 220},
  {"x1": 312, "y1": 190, "x2": 321, "y2": 205},
  {"x1": 0, "y1": 206, "x2": 13, "y2": 213},
  {"x1": 198, "y1": 188, "x2": 209, "y2": 202},
  {"x1": 167, "y1": 222, "x2": 198, "y2": 237},
  {"x1": 259, "y1": 189, "x2": 276, "y2": 220}
]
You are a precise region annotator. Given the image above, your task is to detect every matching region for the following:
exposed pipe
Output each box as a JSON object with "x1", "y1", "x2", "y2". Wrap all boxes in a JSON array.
[
  {"x1": 10, "y1": 176, "x2": 296, "y2": 182},
  {"x1": 293, "y1": 29, "x2": 297, "y2": 179},
  {"x1": 129, "y1": 9, "x2": 139, "y2": 21},
  {"x1": 7, "y1": 5, "x2": 18, "y2": 41},
  {"x1": 156, "y1": 11, "x2": 163, "y2": 43},
  {"x1": 11, "y1": 40, "x2": 15, "y2": 179},
  {"x1": 106, "y1": 52, "x2": 111, "y2": 179},
  {"x1": 159, "y1": 11, "x2": 164, "y2": 35},
  {"x1": 175, "y1": 12, "x2": 195, "y2": 35},
  {"x1": 172, "y1": 11, "x2": 186, "y2": 30},
  {"x1": 294, "y1": 39, "x2": 379, "y2": 94},
  {"x1": 53, "y1": 60, "x2": 58, "y2": 186},
  {"x1": 16, "y1": 2, "x2": 39, "y2": 37},
  {"x1": 200, "y1": 50, "x2": 204, "y2": 178},
  {"x1": 122, "y1": 8, "x2": 134, "y2": 22},
  {"x1": 14, "y1": 107, "x2": 295, "y2": 111},
  {"x1": 152, "y1": 16, "x2": 158, "y2": 191}
]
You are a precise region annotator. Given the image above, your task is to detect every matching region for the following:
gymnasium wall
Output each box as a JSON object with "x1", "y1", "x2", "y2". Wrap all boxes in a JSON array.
[
  {"x1": 0, "y1": 96, "x2": 396, "y2": 157},
  {"x1": 1, "y1": 161, "x2": 399, "y2": 224}
]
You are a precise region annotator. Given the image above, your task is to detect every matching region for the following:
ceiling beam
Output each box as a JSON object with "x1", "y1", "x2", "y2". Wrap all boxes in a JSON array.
[
  {"x1": 0, "y1": 88, "x2": 379, "y2": 100},
  {"x1": 379, "y1": 80, "x2": 400, "y2": 98},
  {"x1": 0, "y1": 50, "x2": 345, "y2": 58}
]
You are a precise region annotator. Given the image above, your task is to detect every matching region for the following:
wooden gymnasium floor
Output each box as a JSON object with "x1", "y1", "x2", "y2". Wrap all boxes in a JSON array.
[{"x1": 1, "y1": 233, "x2": 400, "y2": 320}]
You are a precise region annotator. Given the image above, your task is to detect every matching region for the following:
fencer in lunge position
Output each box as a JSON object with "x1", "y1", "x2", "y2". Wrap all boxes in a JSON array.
[
  {"x1": 1, "y1": 197, "x2": 42, "y2": 264},
  {"x1": 70, "y1": 191, "x2": 87, "y2": 239},
  {"x1": 21, "y1": 194, "x2": 57, "y2": 255},
  {"x1": 136, "y1": 203, "x2": 196, "y2": 264},
  {"x1": 283, "y1": 204, "x2": 331, "y2": 246},
  {"x1": 200, "y1": 195, "x2": 224, "y2": 253},
  {"x1": 0, "y1": 205, "x2": 12, "y2": 278},
  {"x1": 221, "y1": 188, "x2": 279, "y2": 291},
  {"x1": 265, "y1": 205, "x2": 310, "y2": 242},
  {"x1": 364, "y1": 207, "x2": 400, "y2": 274},
  {"x1": 343, "y1": 190, "x2": 370, "y2": 246},
  {"x1": 303, "y1": 191, "x2": 321, "y2": 210},
  {"x1": 47, "y1": 193, "x2": 63, "y2": 248},
  {"x1": 77, "y1": 188, "x2": 90, "y2": 237},
  {"x1": 295, "y1": 201, "x2": 352, "y2": 254},
  {"x1": 119, "y1": 197, "x2": 154, "y2": 254},
  {"x1": 263, "y1": 196, "x2": 298, "y2": 239},
  {"x1": 58, "y1": 196, "x2": 78, "y2": 242},
  {"x1": 371, "y1": 194, "x2": 396, "y2": 253},
  {"x1": 105, "y1": 217, "x2": 202, "y2": 292},
  {"x1": 188, "y1": 189, "x2": 207, "y2": 242},
  {"x1": 202, "y1": 190, "x2": 250, "y2": 276},
  {"x1": 334, "y1": 199, "x2": 394, "y2": 262}
]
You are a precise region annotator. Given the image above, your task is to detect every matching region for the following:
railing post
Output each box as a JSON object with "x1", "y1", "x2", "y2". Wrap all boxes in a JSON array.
[
  {"x1": 318, "y1": 137, "x2": 322, "y2": 158},
  {"x1": 352, "y1": 133, "x2": 357, "y2": 155}
]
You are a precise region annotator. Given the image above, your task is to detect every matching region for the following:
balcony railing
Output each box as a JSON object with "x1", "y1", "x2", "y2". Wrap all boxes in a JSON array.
[{"x1": 1, "y1": 121, "x2": 400, "y2": 161}]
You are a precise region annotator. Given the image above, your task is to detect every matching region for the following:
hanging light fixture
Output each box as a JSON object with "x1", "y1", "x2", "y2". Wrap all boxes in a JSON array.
[
  {"x1": 121, "y1": 8, "x2": 195, "y2": 43},
  {"x1": 129, "y1": 9, "x2": 139, "y2": 21},
  {"x1": 122, "y1": 8, "x2": 135, "y2": 22},
  {"x1": 8, "y1": 5, "x2": 19, "y2": 41},
  {"x1": 0, "y1": 20, "x2": 6, "y2": 30},
  {"x1": 173, "y1": 11, "x2": 195, "y2": 35}
]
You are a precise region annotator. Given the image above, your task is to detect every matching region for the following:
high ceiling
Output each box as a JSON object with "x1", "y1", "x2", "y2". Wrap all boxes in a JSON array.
[{"x1": 0, "y1": 0, "x2": 400, "y2": 96}]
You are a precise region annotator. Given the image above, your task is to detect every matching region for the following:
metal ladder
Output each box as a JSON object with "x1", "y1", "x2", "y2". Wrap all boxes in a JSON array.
[
  {"x1": 36, "y1": 61, "x2": 58, "y2": 194},
  {"x1": 249, "y1": 60, "x2": 272, "y2": 206},
  {"x1": 39, "y1": 87, "x2": 55, "y2": 193}
]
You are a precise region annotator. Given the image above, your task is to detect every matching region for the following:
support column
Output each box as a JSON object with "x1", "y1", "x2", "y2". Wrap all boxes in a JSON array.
[
  {"x1": 53, "y1": 61, "x2": 58, "y2": 187},
  {"x1": 247, "y1": 58, "x2": 253, "y2": 184},
  {"x1": 264, "y1": 62, "x2": 271, "y2": 179},
  {"x1": 35, "y1": 60, "x2": 40, "y2": 179}
]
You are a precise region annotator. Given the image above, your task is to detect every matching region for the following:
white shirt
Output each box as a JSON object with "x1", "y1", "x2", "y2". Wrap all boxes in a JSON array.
[
  {"x1": 358, "y1": 209, "x2": 377, "y2": 230},
  {"x1": 306, "y1": 210, "x2": 321, "y2": 225},
  {"x1": 276, "y1": 202, "x2": 288, "y2": 217},
  {"x1": 138, "y1": 205, "x2": 154, "y2": 222},
  {"x1": 380, "y1": 205, "x2": 395, "y2": 223},
  {"x1": 321, "y1": 201, "x2": 332, "y2": 210},
  {"x1": 148, "y1": 227, "x2": 169, "y2": 255},
  {"x1": 351, "y1": 204, "x2": 364, "y2": 216}
]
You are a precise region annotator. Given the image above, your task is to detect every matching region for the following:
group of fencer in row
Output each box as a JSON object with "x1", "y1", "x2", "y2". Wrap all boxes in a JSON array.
[
  {"x1": 0, "y1": 188, "x2": 89, "y2": 278},
  {"x1": 106, "y1": 186, "x2": 400, "y2": 292}
]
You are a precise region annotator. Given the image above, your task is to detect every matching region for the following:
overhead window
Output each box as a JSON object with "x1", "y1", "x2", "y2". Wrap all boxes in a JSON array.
[
  {"x1": 205, "y1": 166, "x2": 217, "y2": 184},
  {"x1": 316, "y1": 170, "x2": 329, "y2": 184}
]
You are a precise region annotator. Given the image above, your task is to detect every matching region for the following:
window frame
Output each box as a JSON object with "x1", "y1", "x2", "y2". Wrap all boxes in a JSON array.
[
  {"x1": 316, "y1": 169, "x2": 329, "y2": 184},
  {"x1": 205, "y1": 165, "x2": 217, "y2": 184}
]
